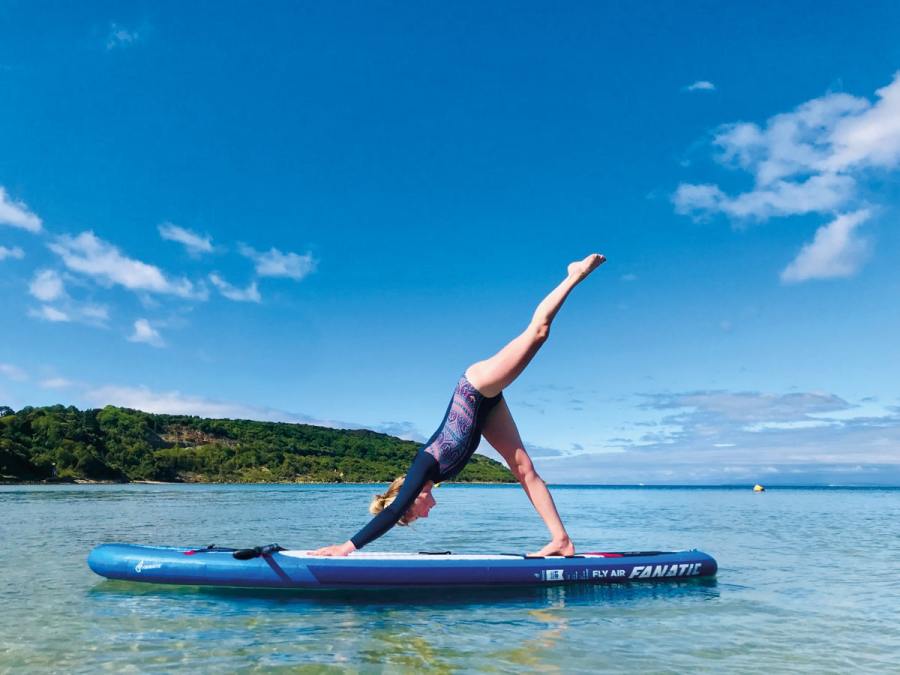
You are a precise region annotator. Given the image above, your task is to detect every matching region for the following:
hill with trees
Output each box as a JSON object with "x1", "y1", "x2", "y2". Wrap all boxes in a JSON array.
[{"x1": 0, "y1": 404, "x2": 514, "y2": 484}]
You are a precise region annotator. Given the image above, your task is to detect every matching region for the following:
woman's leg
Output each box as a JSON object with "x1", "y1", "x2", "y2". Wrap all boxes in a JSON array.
[
  {"x1": 481, "y1": 398, "x2": 575, "y2": 557},
  {"x1": 465, "y1": 254, "x2": 605, "y2": 397}
]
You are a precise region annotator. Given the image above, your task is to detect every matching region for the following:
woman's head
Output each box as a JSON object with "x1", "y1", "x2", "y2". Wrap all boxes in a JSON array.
[{"x1": 369, "y1": 476, "x2": 436, "y2": 525}]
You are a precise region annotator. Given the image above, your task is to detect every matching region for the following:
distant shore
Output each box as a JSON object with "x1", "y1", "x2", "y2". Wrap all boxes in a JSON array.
[
  {"x1": 3, "y1": 478, "x2": 897, "y2": 489},
  {"x1": 0, "y1": 477, "x2": 515, "y2": 486},
  {"x1": 1, "y1": 404, "x2": 515, "y2": 484}
]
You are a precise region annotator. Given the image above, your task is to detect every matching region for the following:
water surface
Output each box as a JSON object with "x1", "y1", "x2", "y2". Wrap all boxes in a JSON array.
[{"x1": 1, "y1": 484, "x2": 898, "y2": 672}]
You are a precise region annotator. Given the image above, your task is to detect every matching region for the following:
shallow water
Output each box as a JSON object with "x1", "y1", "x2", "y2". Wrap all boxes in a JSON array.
[{"x1": 1, "y1": 484, "x2": 898, "y2": 672}]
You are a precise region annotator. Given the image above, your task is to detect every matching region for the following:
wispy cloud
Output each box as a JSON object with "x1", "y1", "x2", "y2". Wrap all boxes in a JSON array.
[
  {"x1": 27, "y1": 298, "x2": 109, "y2": 326},
  {"x1": 673, "y1": 72, "x2": 900, "y2": 281},
  {"x1": 684, "y1": 80, "x2": 716, "y2": 92},
  {"x1": 641, "y1": 389, "x2": 852, "y2": 424},
  {"x1": 239, "y1": 244, "x2": 317, "y2": 280},
  {"x1": 0, "y1": 363, "x2": 28, "y2": 381},
  {"x1": 49, "y1": 231, "x2": 205, "y2": 299},
  {"x1": 540, "y1": 389, "x2": 900, "y2": 484},
  {"x1": 158, "y1": 222, "x2": 213, "y2": 256},
  {"x1": 674, "y1": 173, "x2": 855, "y2": 221},
  {"x1": 209, "y1": 273, "x2": 261, "y2": 303},
  {"x1": 0, "y1": 186, "x2": 42, "y2": 233},
  {"x1": 80, "y1": 305, "x2": 110, "y2": 322},
  {"x1": 29, "y1": 269, "x2": 65, "y2": 302},
  {"x1": 781, "y1": 209, "x2": 871, "y2": 282},
  {"x1": 0, "y1": 245, "x2": 25, "y2": 261},
  {"x1": 128, "y1": 319, "x2": 165, "y2": 347},
  {"x1": 83, "y1": 384, "x2": 358, "y2": 430},
  {"x1": 106, "y1": 23, "x2": 139, "y2": 50},
  {"x1": 40, "y1": 377, "x2": 75, "y2": 389},
  {"x1": 28, "y1": 305, "x2": 70, "y2": 323},
  {"x1": 371, "y1": 420, "x2": 424, "y2": 442}
]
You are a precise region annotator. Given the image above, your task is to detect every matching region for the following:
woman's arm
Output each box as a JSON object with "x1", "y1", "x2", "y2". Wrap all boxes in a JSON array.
[{"x1": 310, "y1": 452, "x2": 437, "y2": 556}]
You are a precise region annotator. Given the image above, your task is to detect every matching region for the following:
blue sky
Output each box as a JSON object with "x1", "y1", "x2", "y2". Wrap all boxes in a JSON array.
[{"x1": 2, "y1": 2, "x2": 899, "y2": 484}]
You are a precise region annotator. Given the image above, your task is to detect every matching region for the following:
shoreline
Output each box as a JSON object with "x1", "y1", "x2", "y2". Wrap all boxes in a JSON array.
[
  {"x1": 0, "y1": 478, "x2": 516, "y2": 486},
  {"x1": 3, "y1": 478, "x2": 898, "y2": 489}
]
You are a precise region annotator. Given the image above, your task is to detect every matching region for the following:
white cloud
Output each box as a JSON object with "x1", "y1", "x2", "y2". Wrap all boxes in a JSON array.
[
  {"x1": 538, "y1": 389, "x2": 900, "y2": 484},
  {"x1": 743, "y1": 420, "x2": 832, "y2": 432},
  {"x1": 674, "y1": 73, "x2": 900, "y2": 218},
  {"x1": 239, "y1": 244, "x2": 317, "y2": 280},
  {"x1": 26, "y1": 267, "x2": 114, "y2": 327},
  {"x1": 620, "y1": 273, "x2": 638, "y2": 282},
  {"x1": 80, "y1": 384, "x2": 421, "y2": 439},
  {"x1": 685, "y1": 80, "x2": 716, "y2": 92},
  {"x1": 128, "y1": 319, "x2": 165, "y2": 347},
  {"x1": 643, "y1": 389, "x2": 851, "y2": 423},
  {"x1": 80, "y1": 304, "x2": 110, "y2": 321},
  {"x1": 209, "y1": 273, "x2": 261, "y2": 303},
  {"x1": 48, "y1": 231, "x2": 205, "y2": 299},
  {"x1": 0, "y1": 245, "x2": 25, "y2": 260},
  {"x1": 27, "y1": 298, "x2": 108, "y2": 326},
  {"x1": 28, "y1": 305, "x2": 70, "y2": 322},
  {"x1": 371, "y1": 421, "x2": 425, "y2": 442},
  {"x1": 823, "y1": 75, "x2": 900, "y2": 172},
  {"x1": 674, "y1": 72, "x2": 900, "y2": 281},
  {"x1": 158, "y1": 222, "x2": 213, "y2": 256},
  {"x1": 674, "y1": 173, "x2": 856, "y2": 220},
  {"x1": 0, "y1": 363, "x2": 28, "y2": 381},
  {"x1": 86, "y1": 385, "x2": 258, "y2": 419},
  {"x1": 40, "y1": 377, "x2": 74, "y2": 389},
  {"x1": 0, "y1": 186, "x2": 42, "y2": 232},
  {"x1": 29, "y1": 269, "x2": 65, "y2": 302},
  {"x1": 83, "y1": 384, "x2": 349, "y2": 429},
  {"x1": 781, "y1": 209, "x2": 871, "y2": 282},
  {"x1": 106, "y1": 23, "x2": 139, "y2": 50}
]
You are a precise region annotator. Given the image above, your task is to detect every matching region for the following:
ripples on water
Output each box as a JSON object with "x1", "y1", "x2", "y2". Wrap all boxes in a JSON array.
[{"x1": 1, "y1": 484, "x2": 898, "y2": 672}]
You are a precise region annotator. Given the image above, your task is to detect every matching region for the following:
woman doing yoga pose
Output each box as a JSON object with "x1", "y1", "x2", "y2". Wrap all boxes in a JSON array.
[{"x1": 311, "y1": 253, "x2": 606, "y2": 557}]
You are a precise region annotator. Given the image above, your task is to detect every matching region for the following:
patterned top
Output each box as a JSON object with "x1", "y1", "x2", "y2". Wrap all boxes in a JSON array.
[
  {"x1": 349, "y1": 375, "x2": 503, "y2": 549},
  {"x1": 424, "y1": 375, "x2": 503, "y2": 481}
]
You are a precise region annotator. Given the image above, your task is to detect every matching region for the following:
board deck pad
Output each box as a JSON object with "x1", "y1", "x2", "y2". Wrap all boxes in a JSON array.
[{"x1": 88, "y1": 543, "x2": 717, "y2": 589}]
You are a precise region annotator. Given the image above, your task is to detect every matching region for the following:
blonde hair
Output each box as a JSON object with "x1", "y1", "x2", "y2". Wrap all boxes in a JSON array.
[{"x1": 369, "y1": 475, "x2": 415, "y2": 525}]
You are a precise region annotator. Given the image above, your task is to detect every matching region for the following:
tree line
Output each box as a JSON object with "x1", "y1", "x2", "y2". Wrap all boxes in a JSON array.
[{"x1": 0, "y1": 404, "x2": 514, "y2": 484}]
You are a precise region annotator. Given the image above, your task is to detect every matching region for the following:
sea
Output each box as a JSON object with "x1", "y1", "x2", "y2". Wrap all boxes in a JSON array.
[{"x1": 1, "y1": 483, "x2": 898, "y2": 673}]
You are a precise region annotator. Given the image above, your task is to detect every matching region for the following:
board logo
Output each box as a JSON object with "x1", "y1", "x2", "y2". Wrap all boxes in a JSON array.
[
  {"x1": 134, "y1": 560, "x2": 162, "y2": 573},
  {"x1": 628, "y1": 563, "x2": 702, "y2": 579},
  {"x1": 541, "y1": 569, "x2": 565, "y2": 581}
]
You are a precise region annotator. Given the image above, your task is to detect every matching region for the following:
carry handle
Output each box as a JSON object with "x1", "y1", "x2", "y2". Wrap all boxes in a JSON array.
[{"x1": 233, "y1": 543, "x2": 284, "y2": 560}]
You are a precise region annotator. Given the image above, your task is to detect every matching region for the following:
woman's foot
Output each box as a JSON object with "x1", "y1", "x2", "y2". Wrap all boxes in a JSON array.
[
  {"x1": 567, "y1": 253, "x2": 606, "y2": 282},
  {"x1": 529, "y1": 537, "x2": 576, "y2": 557}
]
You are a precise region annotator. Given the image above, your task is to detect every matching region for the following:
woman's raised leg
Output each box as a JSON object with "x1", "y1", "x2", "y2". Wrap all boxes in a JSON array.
[
  {"x1": 481, "y1": 398, "x2": 575, "y2": 556},
  {"x1": 465, "y1": 253, "x2": 605, "y2": 397}
]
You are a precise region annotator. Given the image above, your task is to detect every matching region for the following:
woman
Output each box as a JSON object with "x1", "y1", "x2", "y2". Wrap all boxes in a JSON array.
[{"x1": 312, "y1": 253, "x2": 605, "y2": 557}]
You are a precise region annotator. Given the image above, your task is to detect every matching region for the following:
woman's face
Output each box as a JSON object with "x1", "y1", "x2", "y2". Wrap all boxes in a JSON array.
[{"x1": 409, "y1": 483, "x2": 437, "y2": 521}]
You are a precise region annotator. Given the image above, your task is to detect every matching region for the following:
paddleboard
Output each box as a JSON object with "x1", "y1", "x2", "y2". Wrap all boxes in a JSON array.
[{"x1": 88, "y1": 543, "x2": 717, "y2": 589}]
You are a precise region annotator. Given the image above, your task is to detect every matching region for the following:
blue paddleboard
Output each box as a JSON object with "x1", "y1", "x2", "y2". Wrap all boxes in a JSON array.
[{"x1": 88, "y1": 544, "x2": 717, "y2": 589}]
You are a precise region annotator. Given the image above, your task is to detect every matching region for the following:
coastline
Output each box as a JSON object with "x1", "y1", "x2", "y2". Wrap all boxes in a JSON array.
[
  {"x1": 0, "y1": 478, "x2": 517, "y2": 486},
  {"x1": 3, "y1": 478, "x2": 897, "y2": 489}
]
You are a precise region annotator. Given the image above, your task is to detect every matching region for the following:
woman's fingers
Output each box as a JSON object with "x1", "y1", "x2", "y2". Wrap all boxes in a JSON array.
[{"x1": 309, "y1": 544, "x2": 352, "y2": 557}]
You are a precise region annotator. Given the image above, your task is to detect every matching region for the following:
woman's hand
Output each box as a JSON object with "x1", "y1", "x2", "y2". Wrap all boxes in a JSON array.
[{"x1": 309, "y1": 541, "x2": 357, "y2": 557}]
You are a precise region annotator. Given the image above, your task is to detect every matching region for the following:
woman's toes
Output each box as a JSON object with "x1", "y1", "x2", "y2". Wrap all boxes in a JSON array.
[{"x1": 568, "y1": 253, "x2": 606, "y2": 280}]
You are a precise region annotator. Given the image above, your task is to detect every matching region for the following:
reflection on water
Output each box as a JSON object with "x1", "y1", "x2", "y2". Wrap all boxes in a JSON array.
[
  {"x1": 2, "y1": 484, "x2": 899, "y2": 672},
  {"x1": 89, "y1": 577, "x2": 719, "y2": 607}
]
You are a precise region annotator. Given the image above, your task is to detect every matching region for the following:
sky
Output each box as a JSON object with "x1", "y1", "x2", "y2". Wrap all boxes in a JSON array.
[{"x1": 2, "y1": 1, "x2": 899, "y2": 485}]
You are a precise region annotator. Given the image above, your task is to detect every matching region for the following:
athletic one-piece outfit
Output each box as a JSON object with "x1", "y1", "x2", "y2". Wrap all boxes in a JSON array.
[{"x1": 350, "y1": 375, "x2": 503, "y2": 550}]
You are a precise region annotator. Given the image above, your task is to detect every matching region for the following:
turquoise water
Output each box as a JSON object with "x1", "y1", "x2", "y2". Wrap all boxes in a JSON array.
[{"x1": 1, "y1": 484, "x2": 899, "y2": 672}]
